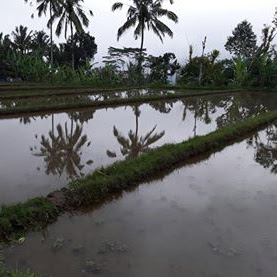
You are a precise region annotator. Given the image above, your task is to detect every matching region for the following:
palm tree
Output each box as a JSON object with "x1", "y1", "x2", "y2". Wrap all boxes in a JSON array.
[
  {"x1": 24, "y1": 0, "x2": 60, "y2": 70},
  {"x1": 112, "y1": 0, "x2": 178, "y2": 56},
  {"x1": 30, "y1": 30, "x2": 50, "y2": 56},
  {"x1": 50, "y1": 0, "x2": 93, "y2": 69},
  {"x1": 11, "y1": 25, "x2": 33, "y2": 54},
  {"x1": 36, "y1": 0, "x2": 61, "y2": 70}
]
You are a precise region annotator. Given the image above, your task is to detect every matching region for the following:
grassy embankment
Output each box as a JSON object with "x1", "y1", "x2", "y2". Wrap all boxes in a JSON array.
[
  {"x1": 1, "y1": 110, "x2": 277, "y2": 242},
  {"x1": 0, "y1": 88, "x2": 241, "y2": 117}
]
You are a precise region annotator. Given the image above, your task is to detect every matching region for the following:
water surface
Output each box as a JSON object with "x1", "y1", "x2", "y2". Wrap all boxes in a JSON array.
[
  {"x1": 3, "y1": 123, "x2": 277, "y2": 276},
  {"x1": 0, "y1": 91, "x2": 276, "y2": 204}
]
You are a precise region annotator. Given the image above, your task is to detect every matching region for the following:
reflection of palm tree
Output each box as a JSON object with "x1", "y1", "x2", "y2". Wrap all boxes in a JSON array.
[
  {"x1": 107, "y1": 105, "x2": 165, "y2": 159},
  {"x1": 32, "y1": 121, "x2": 92, "y2": 178},
  {"x1": 32, "y1": 128, "x2": 64, "y2": 176},
  {"x1": 58, "y1": 122, "x2": 89, "y2": 178}
]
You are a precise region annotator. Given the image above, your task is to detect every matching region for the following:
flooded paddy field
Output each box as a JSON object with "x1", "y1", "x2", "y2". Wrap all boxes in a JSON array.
[
  {"x1": 3, "y1": 122, "x2": 277, "y2": 276},
  {"x1": 1, "y1": 91, "x2": 276, "y2": 204},
  {"x1": 0, "y1": 89, "x2": 176, "y2": 109}
]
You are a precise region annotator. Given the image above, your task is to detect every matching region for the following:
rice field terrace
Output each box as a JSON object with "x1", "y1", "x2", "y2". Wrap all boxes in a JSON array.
[{"x1": 1, "y1": 88, "x2": 277, "y2": 276}]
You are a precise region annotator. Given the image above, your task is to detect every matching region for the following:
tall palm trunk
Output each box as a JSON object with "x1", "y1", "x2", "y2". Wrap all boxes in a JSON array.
[
  {"x1": 70, "y1": 20, "x2": 75, "y2": 70},
  {"x1": 140, "y1": 25, "x2": 144, "y2": 57},
  {"x1": 138, "y1": 24, "x2": 144, "y2": 74},
  {"x1": 50, "y1": 3, "x2": 53, "y2": 82}
]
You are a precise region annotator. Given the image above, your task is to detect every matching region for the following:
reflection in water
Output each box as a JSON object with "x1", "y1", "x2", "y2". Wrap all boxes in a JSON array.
[
  {"x1": 2, "y1": 91, "x2": 277, "y2": 204},
  {"x1": 248, "y1": 122, "x2": 277, "y2": 173},
  {"x1": 0, "y1": 89, "x2": 175, "y2": 115},
  {"x1": 32, "y1": 121, "x2": 92, "y2": 179},
  {"x1": 181, "y1": 98, "x2": 215, "y2": 136},
  {"x1": 107, "y1": 105, "x2": 165, "y2": 159},
  {"x1": 215, "y1": 94, "x2": 269, "y2": 128}
]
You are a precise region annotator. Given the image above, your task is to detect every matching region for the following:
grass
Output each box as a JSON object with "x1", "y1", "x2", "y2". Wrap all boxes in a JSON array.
[
  {"x1": 0, "y1": 88, "x2": 240, "y2": 117},
  {"x1": 1, "y1": 110, "x2": 277, "y2": 241},
  {"x1": 0, "y1": 198, "x2": 59, "y2": 241}
]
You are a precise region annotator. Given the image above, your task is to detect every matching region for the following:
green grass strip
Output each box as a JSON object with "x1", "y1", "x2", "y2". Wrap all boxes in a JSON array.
[
  {"x1": 1, "y1": 110, "x2": 277, "y2": 242},
  {"x1": 68, "y1": 110, "x2": 277, "y2": 205}
]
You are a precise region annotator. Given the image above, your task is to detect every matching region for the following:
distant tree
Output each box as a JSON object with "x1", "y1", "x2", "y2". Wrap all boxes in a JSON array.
[
  {"x1": 103, "y1": 46, "x2": 146, "y2": 71},
  {"x1": 0, "y1": 33, "x2": 12, "y2": 78},
  {"x1": 56, "y1": 32, "x2": 97, "y2": 68},
  {"x1": 0, "y1": 33, "x2": 12, "y2": 59},
  {"x1": 225, "y1": 20, "x2": 257, "y2": 59},
  {"x1": 111, "y1": 0, "x2": 178, "y2": 57},
  {"x1": 11, "y1": 25, "x2": 33, "y2": 54},
  {"x1": 146, "y1": 52, "x2": 179, "y2": 83},
  {"x1": 30, "y1": 30, "x2": 50, "y2": 56}
]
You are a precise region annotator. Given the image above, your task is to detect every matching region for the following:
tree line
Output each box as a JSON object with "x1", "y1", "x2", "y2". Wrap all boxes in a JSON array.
[{"x1": 0, "y1": 0, "x2": 277, "y2": 88}]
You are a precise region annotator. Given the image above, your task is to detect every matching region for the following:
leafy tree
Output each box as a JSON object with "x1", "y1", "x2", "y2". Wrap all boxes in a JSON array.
[
  {"x1": 55, "y1": 32, "x2": 97, "y2": 68},
  {"x1": 112, "y1": 0, "x2": 178, "y2": 56},
  {"x1": 103, "y1": 46, "x2": 146, "y2": 71},
  {"x1": 225, "y1": 20, "x2": 257, "y2": 58},
  {"x1": 146, "y1": 52, "x2": 179, "y2": 83}
]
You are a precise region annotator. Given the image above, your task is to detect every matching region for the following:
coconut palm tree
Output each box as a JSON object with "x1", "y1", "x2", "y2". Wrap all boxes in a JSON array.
[
  {"x1": 112, "y1": 0, "x2": 178, "y2": 56},
  {"x1": 50, "y1": 0, "x2": 93, "y2": 69},
  {"x1": 11, "y1": 25, "x2": 33, "y2": 54},
  {"x1": 36, "y1": 0, "x2": 61, "y2": 70},
  {"x1": 30, "y1": 30, "x2": 50, "y2": 56},
  {"x1": 24, "y1": 0, "x2": 60, "y2": 70}
]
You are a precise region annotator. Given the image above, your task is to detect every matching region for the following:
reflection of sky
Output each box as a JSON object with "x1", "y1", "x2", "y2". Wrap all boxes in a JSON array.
[{"x1": 1, "y1": 0, "x2": 276, "y2": 63}]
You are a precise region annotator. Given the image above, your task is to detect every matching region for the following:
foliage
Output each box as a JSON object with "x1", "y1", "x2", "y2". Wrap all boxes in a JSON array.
[
  {"x1": 11, "y1": 25, "x2": 33, "y2": 54},
  {"x1": 146, "y1": 52, "x2": 179, "y2": 83},
  {"x1": 225, "y1": 20, "x2": 257, "y2": 58},
  {"x1": 54, "y1": 32, "x2": 97, "y2": 68},
  {"x1": 8, "y1": 52, "x2": 50, "y2": 81},
  {"x1": 112, "y1": 0, "x2": 178, "y2": 53}
]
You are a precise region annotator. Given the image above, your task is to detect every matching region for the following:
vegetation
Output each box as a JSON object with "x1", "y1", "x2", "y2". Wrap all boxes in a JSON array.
[
  {"x1": 0, "y1": 1, "x2": 277, "y2": 89},
  {"x1": 225, "y1": 20, "x2": 257, "y2": 59},
  {"x1": 1, "y1": 111, "x2": 277, "y2": 241},
  {"x1": 112, "y1": 0, "x2": 178, "y2": 55}
]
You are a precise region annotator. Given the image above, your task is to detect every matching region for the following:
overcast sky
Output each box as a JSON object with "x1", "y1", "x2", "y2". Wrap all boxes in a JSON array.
[{"x1": 1, "y1": 0, "x2": 276, "y2": 64}]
